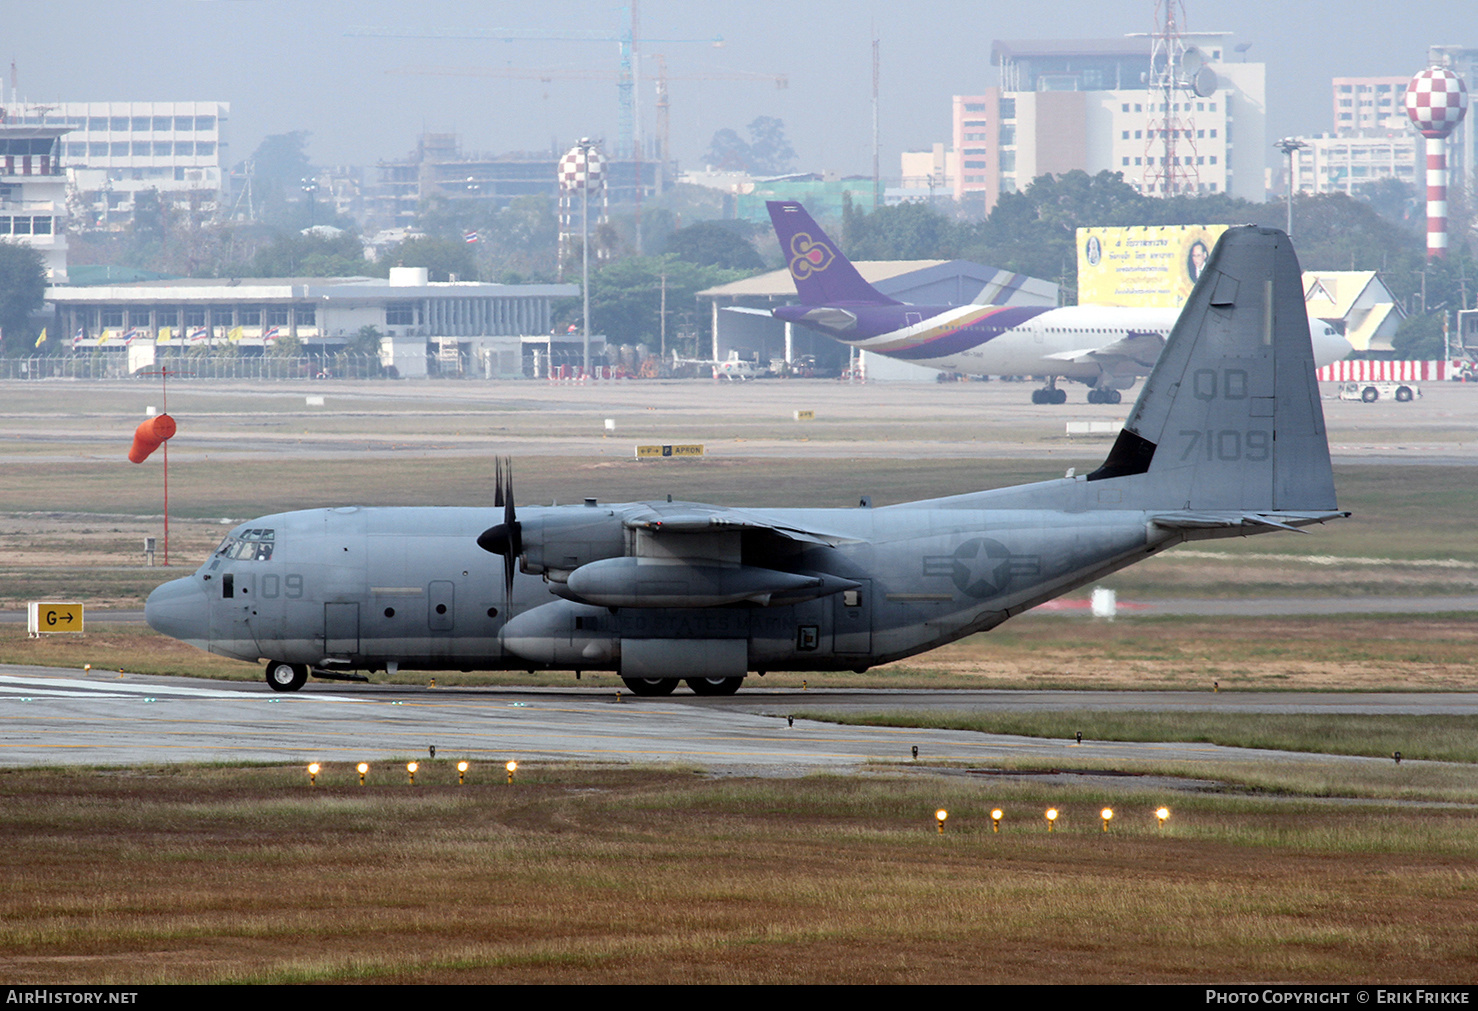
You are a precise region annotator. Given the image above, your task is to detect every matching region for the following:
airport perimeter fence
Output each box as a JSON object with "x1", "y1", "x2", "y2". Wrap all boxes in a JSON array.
[{"x1": 0, "y1": 353, "x2": 387, "y2": 381}]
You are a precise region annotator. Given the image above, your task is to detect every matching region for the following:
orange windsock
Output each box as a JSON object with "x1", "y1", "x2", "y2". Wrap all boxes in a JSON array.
[{"x1": 128, "y1": 413, "x2": 177, "y2": 463}]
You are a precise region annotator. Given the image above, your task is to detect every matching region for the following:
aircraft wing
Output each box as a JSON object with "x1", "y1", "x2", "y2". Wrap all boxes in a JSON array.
[
  {"x1": 546, "y1": 504, "x2": 865, "y2": 608},
  {"x1": 1043, "y1": 331, "x2": 1165, "y2": 368},
  {"x1": 623, "y1": 506, "x2": 864, "y2": 547}
]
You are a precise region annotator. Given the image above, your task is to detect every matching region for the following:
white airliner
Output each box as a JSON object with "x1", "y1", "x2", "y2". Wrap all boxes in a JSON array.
[{"x1": 764, "y1": 201, "x2": 1351, "y2": 403}]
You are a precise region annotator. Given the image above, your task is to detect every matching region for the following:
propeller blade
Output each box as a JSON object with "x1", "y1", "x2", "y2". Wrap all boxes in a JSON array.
[
  {"x1": 502, "y1": 458, "x2": 521, "y2": 597},
  {"x1": 475, "y1": 457, "x2": 523, "y2": 598}
]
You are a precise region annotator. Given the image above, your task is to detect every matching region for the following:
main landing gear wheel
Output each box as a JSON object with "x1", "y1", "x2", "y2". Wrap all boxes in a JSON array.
[
  {"x1": 621, "y1": 677, "x2": 678, "y2": 697},
  {"x1": 685, "y1": 676, "x2": 745, "y2": 696},
  {"x1": 266, "y1": 661, "x2": 308, "y2": 693},
  {"x1": 1086, "y1": 389, "x2": 1122, "y2": 405},
  {"x1": 1031, "y1": 388, "x2": 1068, "y2": 405}
]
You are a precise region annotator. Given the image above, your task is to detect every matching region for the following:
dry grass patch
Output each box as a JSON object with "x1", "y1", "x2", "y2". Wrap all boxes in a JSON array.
[
  {"x1": 805, "y1": 709, "x2": 1478, "y2": 763},
  {"x1": 1, "y1": 765, "x2": 1477, "y2": 984}
]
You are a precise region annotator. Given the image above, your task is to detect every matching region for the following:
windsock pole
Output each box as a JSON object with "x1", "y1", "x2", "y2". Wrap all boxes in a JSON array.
[{"x1": 131, "y1": 367, "x2": 180, "y2": 565}]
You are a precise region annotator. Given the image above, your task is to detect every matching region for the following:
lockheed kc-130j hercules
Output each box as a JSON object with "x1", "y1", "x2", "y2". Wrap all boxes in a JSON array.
[
  {"x1": 146, "y1": 226, "x2": 1346, "y2": 696},
  {"x1": 759, "y1": 200, "x2": 1351, "y2": 404}
]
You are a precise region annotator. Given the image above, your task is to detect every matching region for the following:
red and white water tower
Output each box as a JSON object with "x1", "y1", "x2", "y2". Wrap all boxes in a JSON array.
[{"x1": 1405, "y1": 66, "x2": 1469, "y2": 259}]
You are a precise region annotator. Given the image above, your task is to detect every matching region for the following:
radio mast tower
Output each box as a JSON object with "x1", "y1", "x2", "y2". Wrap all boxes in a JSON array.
[{"x1": 1142, "y1": 0, "x2": 1205, "y2": 196}]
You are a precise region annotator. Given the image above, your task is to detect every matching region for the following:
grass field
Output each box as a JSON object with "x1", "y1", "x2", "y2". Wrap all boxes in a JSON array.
[
  {"x1": 799, "y1": 709, "x2": 1478, "y2": 764},
  {"x1": 1, "y1": 763, "x2": 1476, "y2": 984}
]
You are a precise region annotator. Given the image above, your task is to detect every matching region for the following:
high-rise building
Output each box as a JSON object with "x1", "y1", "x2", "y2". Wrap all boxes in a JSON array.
[
  {"x1": 3, "y1": 102, "x2": 229, "y2": 221},
  {"x1": 946, "y1": 36, "x2": 1265, "y2": 213},
  {"x1": 0, "y1": 122, "x2": 69, "y2": 281},
  {"x1": 1332, "y1": 77, "x2": 1411, "y2": 134},
  {"x1": 367, "y1": 133, "x2": 659, "y2": 232},
  {"x1": 1287, "y1": 133, "x2": 1419, "y2": 197}
]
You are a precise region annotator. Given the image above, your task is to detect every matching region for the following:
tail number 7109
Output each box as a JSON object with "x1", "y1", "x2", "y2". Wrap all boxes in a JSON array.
[{"x1": 1179, "y1": 429, "x2": 1270, "y2": 462}]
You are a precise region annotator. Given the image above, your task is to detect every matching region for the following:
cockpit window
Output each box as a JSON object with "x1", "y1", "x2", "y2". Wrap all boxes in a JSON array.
[{"x1": 215, "y1": 528, "x2": 275, "y2": 561}]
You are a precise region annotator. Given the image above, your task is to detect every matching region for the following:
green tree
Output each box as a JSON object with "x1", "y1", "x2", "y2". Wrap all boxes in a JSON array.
[
  {"x1": 702, "y1": 128, "x2": 750, "y2": 171},
  {"x1": 569, "y1": 256, "x2": 756, "y2": 351},
  {"x1": 843, "y1": 199, "x2": 958, "y2": 260},
  {"x1": 0, "y1": 241, "x2": 47, "y2": 355},
  {"x1": 746, "y1": 117, "x2": 796, "y2": 175},
  {"x1": 246, "y1": 131, "x2": 313, "y2": 187},
  {"x1": 386, "y1": 236, "x2": 478, "y2": 281},
  {"x1": 665, "y1": 221, "x2": 764, "y2": 270},
  {"x1": 1391, "y1": 312, "x2": 1446, "y2": 358},
  {"x1": 416, "y1": 193, "x2": 560, "y2": 279},
  {"x1": 348, "y1": 325, "x2": 384, "y2": 356},
  {"x1": 250, "y1": 230, "x2": 373, "y2": 277},
  {"x1": 700, "y1": 117, "x2": 796, "y2": 175},
  {"x1": 267, "y1": 333, "x2": 304, "y2": 357},
  {"x1": 1354, "y1": 178, "x2": 1418, "y2": 227}
]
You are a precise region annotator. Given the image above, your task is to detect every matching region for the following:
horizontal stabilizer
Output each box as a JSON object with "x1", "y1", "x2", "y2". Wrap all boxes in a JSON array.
[{"x1": 1151, "y1": 510, "x2": 1350, "y2": 533}]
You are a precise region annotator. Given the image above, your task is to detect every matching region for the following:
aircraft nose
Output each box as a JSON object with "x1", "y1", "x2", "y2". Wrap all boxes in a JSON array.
[
  {"x1": 145, "y1": 576, "x2": 211, "y2": 649},
  {"x1": 1312, "y1": 326, "x2": 1353, "y2": 369}
]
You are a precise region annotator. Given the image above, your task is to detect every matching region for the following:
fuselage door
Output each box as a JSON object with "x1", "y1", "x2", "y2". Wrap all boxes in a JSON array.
[
  {"x1": 324, "y1": 602, "x2": 359, "y2": 656},
  {"x1": 833, "y1": 578, "x2": 873, "y2": 654}
]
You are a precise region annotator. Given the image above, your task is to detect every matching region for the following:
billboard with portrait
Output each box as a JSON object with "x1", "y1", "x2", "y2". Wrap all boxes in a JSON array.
[{"x1": 1077, "y1": 225, "x2": 1229, "y2": 307}]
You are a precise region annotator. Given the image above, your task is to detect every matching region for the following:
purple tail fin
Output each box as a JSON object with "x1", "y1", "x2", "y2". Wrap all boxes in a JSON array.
[{"x1": 766, "y1": 201, "x2": 899, "y2": 306}]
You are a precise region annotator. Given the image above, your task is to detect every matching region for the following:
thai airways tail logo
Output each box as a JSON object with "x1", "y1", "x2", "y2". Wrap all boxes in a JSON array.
[{"x1": 788, "y1": 232, "x2": 835, "y2": 280}]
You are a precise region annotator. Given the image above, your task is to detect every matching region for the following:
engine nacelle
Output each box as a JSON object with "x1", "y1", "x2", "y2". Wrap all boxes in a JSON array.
[
  {"x1": 518, "y1": 508, "x2": 627, "y2": 577},
  {"x1": 566, "y1": 557, "x2": 823, "y2": 607},
  {"x1": 499, "y1": 599, "x2": 749, "y2": 679},
  {"x1": 500, "y1": 599, "x2": 616, "y2": 667}
]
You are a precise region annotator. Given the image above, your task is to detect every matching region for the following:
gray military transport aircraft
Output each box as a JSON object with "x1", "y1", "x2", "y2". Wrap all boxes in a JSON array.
[{"x1": 146, "y1": 226, "x2": 1346, "y2": 696}]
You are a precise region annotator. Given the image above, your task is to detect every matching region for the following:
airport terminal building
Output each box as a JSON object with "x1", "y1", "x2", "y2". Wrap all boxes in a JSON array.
[{"x1": 45, "y1": 268, "x2": 580, "y2": 378}]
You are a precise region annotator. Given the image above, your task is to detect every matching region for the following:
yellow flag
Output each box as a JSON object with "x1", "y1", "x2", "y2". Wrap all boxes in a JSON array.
[
  {"x1": 33, "y1": 328, "x2": 46, "y2": 348},
  {"x1": 158, "y1": 326, "x2": 172, "y2": 342},
  {"x1": 97, "y1": 329, "x2": 112, "y2": 344},
  {"x1": 228, "y1": 326, "x2": 244, "y2": 343}
]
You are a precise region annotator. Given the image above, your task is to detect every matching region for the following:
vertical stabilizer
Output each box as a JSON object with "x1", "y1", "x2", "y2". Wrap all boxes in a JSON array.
[
  {"x1": 766, "y1": 201, "x2": 900, "y2": 306},
  {"x1": 1088, "y1": 226, "x2": 1338, "y2": 513}
]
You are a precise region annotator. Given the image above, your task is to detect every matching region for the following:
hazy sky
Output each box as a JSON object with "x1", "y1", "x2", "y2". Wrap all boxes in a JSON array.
[{"x1": 8, "y1": 1, "x2": 1475, "y2": 178}]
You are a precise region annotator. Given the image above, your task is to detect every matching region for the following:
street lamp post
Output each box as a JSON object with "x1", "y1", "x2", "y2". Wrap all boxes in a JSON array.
[
  {"x1": 578, "y1": 138, "x2": 593, "y2": 377},
  {"x1": 1274, "y1": 138, "x2": 1307, "y2": 238}
]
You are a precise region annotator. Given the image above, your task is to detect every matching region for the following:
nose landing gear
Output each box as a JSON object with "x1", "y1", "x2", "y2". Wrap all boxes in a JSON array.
[{"x1": 266, "y1": 661, "x2": 308, "y2": 692}]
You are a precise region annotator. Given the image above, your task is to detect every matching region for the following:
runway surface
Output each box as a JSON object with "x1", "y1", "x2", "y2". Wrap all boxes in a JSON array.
[{"x1": 2, "y1": 663, "x2": 1467, "y2": 776}]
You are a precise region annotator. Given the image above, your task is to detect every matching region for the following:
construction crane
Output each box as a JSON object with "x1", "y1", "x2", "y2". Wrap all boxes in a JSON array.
[
  {"x1": 346, "y1": 2, "x2": 725, "y2": 163},
  {"x1": 387, "y1": 58, "x2": 789, "y2": 181}
]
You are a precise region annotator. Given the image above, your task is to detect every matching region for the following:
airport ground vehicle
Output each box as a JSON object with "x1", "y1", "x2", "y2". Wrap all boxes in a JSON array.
[{"x1": 1337, "y1": 381, "x2": 1420, "y2": 403}]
